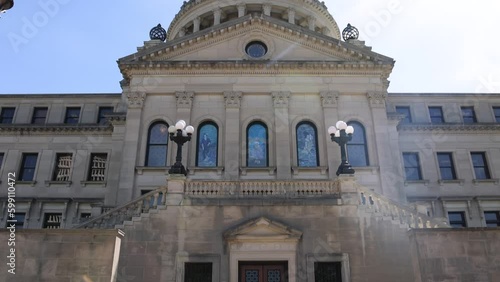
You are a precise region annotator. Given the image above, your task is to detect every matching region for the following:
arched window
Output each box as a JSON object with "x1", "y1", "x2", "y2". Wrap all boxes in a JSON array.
[
  {"x1": 347, "y1": 121, "x2": 369, "y2": 166},
  {"x1": 146, "y1": 122, "x2": 169, "y2": 167},
  {"x1": 296, "y1": 121, "x2": 319, "y2": 167},
  {"x1": 247, "y1": 121, "x2": 268, "y2": 167},
  {"x1": 196, "y1": 121, "x2": 218, "y2": 167}
]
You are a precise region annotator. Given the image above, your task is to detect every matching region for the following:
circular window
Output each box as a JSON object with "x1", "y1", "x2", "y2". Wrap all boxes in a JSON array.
[{"x1": 245, "y1": 41, "x2": 268, "y2": 58}]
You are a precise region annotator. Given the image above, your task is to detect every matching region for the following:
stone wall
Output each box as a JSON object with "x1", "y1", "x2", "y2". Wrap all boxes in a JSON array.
[
  {"x1": 0, "y1": 229, "x2": 123, "y2": 282},
  {"x1": 117, "y1": 197, "x2": 415, "y2": 282},
  {"x1": 409, "y1": 228, "x2": 500, "y2": 282}
]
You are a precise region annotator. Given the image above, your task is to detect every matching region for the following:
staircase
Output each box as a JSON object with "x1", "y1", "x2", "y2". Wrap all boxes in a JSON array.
[
  {"x1": 75, "y1": 180, "x2": 449, "y2": 229},
  {"x1": 356, "y1": 183, "x2": 449, "y2": 229}
]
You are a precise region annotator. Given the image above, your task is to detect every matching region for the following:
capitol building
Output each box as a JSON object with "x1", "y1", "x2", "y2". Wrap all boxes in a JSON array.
[{"x1": 1, "y1": 0, "x2": 500, "y2": 281}]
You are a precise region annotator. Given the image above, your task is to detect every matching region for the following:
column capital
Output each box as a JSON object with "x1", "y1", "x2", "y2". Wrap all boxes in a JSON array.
[
  {"x1": 367, "y1": 91, "x2": 387, "y2": 108},
  {"x1": 272, "y1": 91, "x2": 290, "y2": 108},
  {"x1": 320, "y1": 91, "x2": 339, "y2": 108},
  {"x1": 126, "y1": 92, "x2": 146, "y2": 109},
  {"x1": 224, "y1": 91, "x2": 242, "y2": 108},
  {"x1": 176, "y1": 91, "x2": 194, "y2": 108}
]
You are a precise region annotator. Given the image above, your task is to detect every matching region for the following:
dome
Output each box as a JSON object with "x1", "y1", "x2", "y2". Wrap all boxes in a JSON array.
[{"x1": 167, "y1": 0, "x2": 341, "y2": 40}]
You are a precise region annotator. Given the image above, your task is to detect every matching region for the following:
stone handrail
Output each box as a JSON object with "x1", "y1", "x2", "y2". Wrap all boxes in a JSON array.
[
  {"x1": 75, "y1": 186, "x2": 167, "y2": 229},
  {"x1": 356, "y1": 184, "x2": 449, "y2": 229},
  {"x1": 186, "y1": 180, "x2": 340, "y2": 198}
]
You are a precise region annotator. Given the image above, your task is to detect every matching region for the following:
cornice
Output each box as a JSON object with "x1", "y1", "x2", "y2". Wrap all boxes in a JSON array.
[
  {"x1": 0, "y1": 124, "x2": 113, "y2": 136},
  {"x1": 398, "y1": 123, "x2": 500, "y2": 133}
]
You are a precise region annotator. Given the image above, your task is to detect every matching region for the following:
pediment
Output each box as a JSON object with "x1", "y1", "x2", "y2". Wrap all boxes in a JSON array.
[
  {"x1": 119, "y1": 15, "x2": 394, "y2": 66},
  {"x1": 224, "y1": 217, "x2": 302, "y2": 242}
]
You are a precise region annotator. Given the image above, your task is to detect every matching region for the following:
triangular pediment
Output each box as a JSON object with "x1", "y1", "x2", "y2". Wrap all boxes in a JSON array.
[
  {"x1": 119, "y1": 15, "x2": 394, "y2": 66},
  {"x1": 224, "y1": 217, "x2": 302, "y2": 242}
]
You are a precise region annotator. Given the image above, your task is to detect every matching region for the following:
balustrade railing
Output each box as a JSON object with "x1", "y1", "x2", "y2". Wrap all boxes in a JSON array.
[{"x1": 357, "y1": 185, "x2": 449, "y2": 229}]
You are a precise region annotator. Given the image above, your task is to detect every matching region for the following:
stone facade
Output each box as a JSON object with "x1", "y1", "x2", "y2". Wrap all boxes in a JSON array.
[{"x1": 1, "y1": 0, "x2": 500, "y2": 281}]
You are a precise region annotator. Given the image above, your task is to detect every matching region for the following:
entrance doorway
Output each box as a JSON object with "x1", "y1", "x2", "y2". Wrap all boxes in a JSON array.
[{"x1": 239, "y1": 261, "x2": 288, "y2": 282}]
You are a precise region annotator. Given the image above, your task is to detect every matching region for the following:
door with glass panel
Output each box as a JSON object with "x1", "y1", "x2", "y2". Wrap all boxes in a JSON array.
[{"x1": 240, "y1": 262, "x2": 287, "y2": 282}]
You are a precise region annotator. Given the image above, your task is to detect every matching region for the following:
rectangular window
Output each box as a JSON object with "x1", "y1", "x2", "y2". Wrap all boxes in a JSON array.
[
  {"x1": 87, "y1": 153, "x2": 107, "y2": 181},
  {"x1": 471, "y1": 152, "x2": 491, "y2": 179},
  {"x1": 494, "y1": 107, "x2": 500, "y2": 123},
  {"x1": 19, "y1": 153, "x2": 38, "y2": 181},
  {"x1": 396, "y1": 106, "x2": 412, "y2": 124},
  {"x1": 403, "y1": 152, "x2": 422, "y2": 180},
  {"x1": 43, "y1": 213, "x2": 62, "y2": 229},
  {"x1": 31, "y1": 107, "x2": 48, "y2": 124},
  {"x1": 461, "y1": 106, "x2": 477, "y2": 123},
  {"x1": 484, "y1": 211, "x2": 500, "y2": 227},
  {"x1": 0, "y1": 107, "x2": 15, "y2": 124},
  {"x1": 437, "y1": 152, "x2": 457, "y2": 180},
  {"x1": 52, "y1": 153, "x2": 73, "y2": 181},
  {"x1": 6, "y1": 213, "x2": 26, "y2": 229},
  {"x1": 428, "y1": 106, "x2": 444, "y2": 124},
  {"x1": 314, "y1": 262, "x2": 342, "y2": 282},
  {"x1": 0, "y1": 153, "x2": 4, "y2": 169},
  {"x1": 80, "y1": 213, "x2": 92, "y2": 220},
  {"x1": 448, "y1": 211, "x2": 466, "y2": 228},
  {"x1": 184, "y1": 262, "x2": 213, "y2": 282},
  {"x1": 64, "y1": 107, "x2": 81, "y2": 124},
  {"x1": 97, "y1": 106, "x2": 113, "y2": 124}
]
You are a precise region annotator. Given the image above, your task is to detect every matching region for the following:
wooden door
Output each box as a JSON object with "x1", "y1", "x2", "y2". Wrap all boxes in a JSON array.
[{"x1": 240, "y1": 262, "x2": 286, "y2": 282}]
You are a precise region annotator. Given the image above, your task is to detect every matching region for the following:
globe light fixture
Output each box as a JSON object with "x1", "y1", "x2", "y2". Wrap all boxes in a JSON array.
[
  {"x1": 328, "y1": 121, "x2": 355, "y2": 176},
  {"x1": 168, "y1": 120, "x2": 194, "y2": 176}
]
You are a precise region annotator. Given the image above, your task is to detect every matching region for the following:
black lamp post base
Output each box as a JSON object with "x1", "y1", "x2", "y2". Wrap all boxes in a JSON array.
[
  {"x1": 336, "y1": 163, "x2": 355, "y2": 176},
  {"x1": 168, "y1": 165, "x2": 188, "y2": 176}
]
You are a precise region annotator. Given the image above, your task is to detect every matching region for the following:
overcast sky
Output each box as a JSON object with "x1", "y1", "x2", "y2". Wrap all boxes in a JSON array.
[{"x1": 1, "y1": 0, "x2": 499, "y2": 94}]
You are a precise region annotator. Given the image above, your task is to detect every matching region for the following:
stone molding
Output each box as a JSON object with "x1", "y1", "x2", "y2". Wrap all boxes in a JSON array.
[
  {"x1": 272, "y1": 91, "x2": 290, "y2": 108},
  {"x1": 223, "y1": 91, "x2": 242, "y2": 108},
  {"x1": 398, "y1": 123, "x2": 500, "y2": 133},
  {"x1": 320, "y1": 91, "x2": 339, "y2": 108},
  {"x1": 0, "y1": 124, "x2": 113, "y2": 135},
  {"x1": 126, "y1": 92, "x2": 146, "y2": 108},
  {"x1": 367, "y1": 91, "x2": 387, "y2": 108},
  {"x1": 175, "y1": 91, "x2": 195, "y2": 108}
]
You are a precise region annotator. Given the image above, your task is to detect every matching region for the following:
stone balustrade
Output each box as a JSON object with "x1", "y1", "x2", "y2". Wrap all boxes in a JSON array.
[
  {"x1": 356, "y1": 185, "x2": 449, "y2": 229},
  {"x1": 186, "y1": 180, "x2": 340, "y2": 197}
]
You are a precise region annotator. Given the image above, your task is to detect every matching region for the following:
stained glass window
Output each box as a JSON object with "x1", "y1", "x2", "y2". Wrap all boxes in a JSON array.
[
  {"x1": 346, "y1": 122, "x2": 368, "y2": 167},
  {"x1": 146, "y1": 122, "x2": 169, "y2": 167},
  {"x1": 247, "y1": 122, "x2": 268, "y2": 167},
  {"x1": 296, "y1": 122, "x2": 319, "y2": 167},
  {"x1": 196, "y1": 122, "x2": 218, "y2": 167}
]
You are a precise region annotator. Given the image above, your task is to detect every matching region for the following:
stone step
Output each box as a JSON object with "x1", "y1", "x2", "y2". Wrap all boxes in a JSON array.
[{"x1": 123, "y1": 221, "x2": 133, "y2": 226}]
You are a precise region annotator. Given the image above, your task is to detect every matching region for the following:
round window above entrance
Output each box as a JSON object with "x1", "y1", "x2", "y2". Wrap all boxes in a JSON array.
[{"x1": 245, "y1": 41, "x2": 268, "y2": 58}]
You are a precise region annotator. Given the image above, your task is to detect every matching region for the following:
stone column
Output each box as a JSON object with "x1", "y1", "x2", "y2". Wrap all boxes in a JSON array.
[
  {"x1": 117, "y1": 92, "x2": 146, "y2": 204},
  {"x1": 272, "y1": 91, "x2": 291, "y2": 179},
  {"x1": 175, "y1": 91, "x2": 194, "y2": 170},
  {"x1": 320, "y1": 91, "x2": 341, "y2": 179},
  {"x1": 223, "y1": 91, "x2": 242, "y2": 180},
  {"x1": 213, "y1": 8, "x2": 222, "y2": 26},
  {"x1": 367, "y1": 91, "x2": 404, "y2": 201},
  {"x1": 263, "y1": 4, "x2": 272, "y2": 16},
  {"x1": 287, "y1": 8, "x2": 295, "y2": 24},
  {"x1": 104, "y1": 114, "x2": 126, "y2": 206},
  {"x1": 322, "y1": 27, "x2": 331, "y2": 36},
  {"x1": 237, "y1": 4, "x2": 246, "y2": 17},
  {"x1": 193, "y1": 17, "x2": 201, "y2": 33},
  {"x1": 308, "y1": 16, "x2": 316, "y2": 31}
]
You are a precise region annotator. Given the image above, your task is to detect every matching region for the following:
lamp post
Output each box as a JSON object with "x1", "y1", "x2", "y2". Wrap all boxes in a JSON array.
[
  {"x1": 168, "y1": 120, "x2": 195, "y2": 176},
  {"x1": 328, "y1": 121, "x2": 355, "y2": 176},
  {"x1": 0, "y1": 0, "x2": 14, "y2": 13}
]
